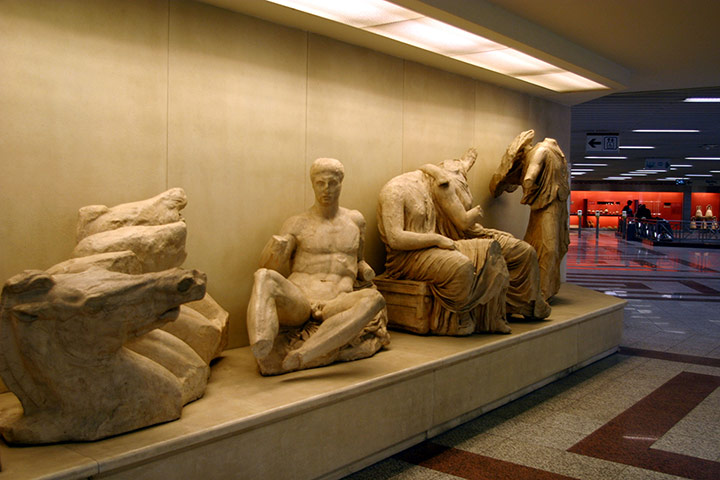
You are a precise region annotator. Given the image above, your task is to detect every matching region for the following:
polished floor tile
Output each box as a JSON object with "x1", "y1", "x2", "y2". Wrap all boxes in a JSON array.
[{"x1": 345, "y1": 232, "x2": 720, "y2": 480}]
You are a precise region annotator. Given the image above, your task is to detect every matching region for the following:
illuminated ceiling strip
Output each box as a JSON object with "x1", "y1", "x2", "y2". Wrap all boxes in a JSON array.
[
  {"x1": 573, "y1": 163, "x2": 608, "y2": 166},
  {"x1": 603, "y1": 177, "x2": 630, "y2": 180},
  {"x1": 685, "y1": 157, "x2": 720, "y2": 160},
  {"x1": 671, "y1": 164, "x2": 692, "y2": 167},
  {"x1": 683, "y1": 97, "x2": 720, "y2": 102},
  {"x1": 585, "y1": 156, "x2": 627, "y2": 159},
  {"x1": 633, "y1": 129, "x2": 700, "y2": 133},
  {"x1": 619, "y1": 146, "x2": 655, "y2": 149},
  {"x1": 266, "y1": 0, "x2": 608, "y2": 92},
  {"x1": 686, "y1": 174, "x2": 712, "y2": 177}
]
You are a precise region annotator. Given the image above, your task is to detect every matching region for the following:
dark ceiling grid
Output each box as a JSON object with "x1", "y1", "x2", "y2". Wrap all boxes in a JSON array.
[{"x1": 570, "y1": 87, "x2": 720, "y2": 186}]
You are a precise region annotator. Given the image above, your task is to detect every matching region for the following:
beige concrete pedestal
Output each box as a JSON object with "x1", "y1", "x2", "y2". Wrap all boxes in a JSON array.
[{"x1": 0, "y1": 283, "x2": 624, "y2": 480}]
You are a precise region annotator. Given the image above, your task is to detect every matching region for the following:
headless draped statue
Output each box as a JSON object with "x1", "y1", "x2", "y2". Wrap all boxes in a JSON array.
[
  {"x1": 490, "y1": 130, "x2": 570, "y2": 300},
  {"x1": 377, "y1": 154, "x2": 511, "y2": 335}
]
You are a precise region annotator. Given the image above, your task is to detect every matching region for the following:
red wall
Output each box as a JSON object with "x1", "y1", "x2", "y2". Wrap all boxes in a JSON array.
[{"x1": 569, "y1": 191, "x2": 685, "y2": 227}]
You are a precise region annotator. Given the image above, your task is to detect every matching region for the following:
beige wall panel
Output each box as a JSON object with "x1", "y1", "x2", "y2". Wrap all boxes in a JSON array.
[
  {"x1": 306, "y1": 34, "x2": 404, "y2": 272},
  {"x1": 167, "y1": 1, "x2": 308, "y2": 348},
  {"x1": 0, "y1": 0, "x2": 169, "y2": 282},
  {"x1": 402, "y1": 62, "x2": 476, "y2": 172}
]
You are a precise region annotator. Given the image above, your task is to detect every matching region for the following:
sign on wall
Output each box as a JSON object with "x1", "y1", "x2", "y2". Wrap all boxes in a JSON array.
[
  {"x1": 645, "y1": 159, "x2": 671, "y2": 170},
  {"x1": 586, "y1": 133, "x2": 619, "y2": 153}
]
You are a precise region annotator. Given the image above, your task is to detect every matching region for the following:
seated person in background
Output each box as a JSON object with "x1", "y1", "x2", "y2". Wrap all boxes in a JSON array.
[
  {"x1": 247, "y1": 158, "x2": 389, "y2": 375},
  {"x1": 636, "y1": 204, "x2": 652, "y2": 219}
]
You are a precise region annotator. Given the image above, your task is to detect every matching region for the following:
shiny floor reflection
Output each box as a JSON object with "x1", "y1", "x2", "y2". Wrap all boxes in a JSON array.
[{"x1": 345, "y1": 231, "x2": 720, "y2": 480}]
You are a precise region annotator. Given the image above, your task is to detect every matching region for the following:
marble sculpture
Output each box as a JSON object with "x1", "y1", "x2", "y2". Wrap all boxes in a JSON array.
[
  {"x1": 0, "y1": 266, "x2": 206, "y2": 443},
  {"x1": 377, "y1": 152, "x2": 512, "y2": 335},
  {"x1": 435, "y1": 149, "x2": 550, "y2": 320},
  {"x1": 247, "y1": 158, "x2": 390, "y2": 375},
  {"x1": 489, "y1": 130, "x2": 570, "y2": 300},
  {"x1": 0, "y1": 188, "x2": 229, "y2": 443}
]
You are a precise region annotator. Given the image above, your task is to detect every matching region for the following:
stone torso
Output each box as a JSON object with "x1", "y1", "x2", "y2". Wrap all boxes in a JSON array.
[{"x1": 286, "y1": 208, "x2": 360, "y2": 302}]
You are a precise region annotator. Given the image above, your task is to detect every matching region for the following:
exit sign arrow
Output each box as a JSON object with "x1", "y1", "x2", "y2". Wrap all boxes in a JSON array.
[{"x1": 588, "y1": 138, "x2": 601, "y2": 148}]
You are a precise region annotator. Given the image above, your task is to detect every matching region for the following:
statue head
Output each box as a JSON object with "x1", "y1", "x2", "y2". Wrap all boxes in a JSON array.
[{"x1": 310, "y1": 158, "x2": 344, "y2": 208}]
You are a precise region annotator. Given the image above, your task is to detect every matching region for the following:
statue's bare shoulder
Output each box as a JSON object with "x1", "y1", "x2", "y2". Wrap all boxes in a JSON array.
[
  {"x1": 343, "y1": 207, "x2": 366, "y2": 232},
  {"x1": 278, "y1": 212, "x2": 308, "y2": 238}
]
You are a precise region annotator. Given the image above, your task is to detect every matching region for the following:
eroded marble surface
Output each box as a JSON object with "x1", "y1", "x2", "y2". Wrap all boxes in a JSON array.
[{"x1": 247, "y1": 158, "x2": 390, "y2": 375}]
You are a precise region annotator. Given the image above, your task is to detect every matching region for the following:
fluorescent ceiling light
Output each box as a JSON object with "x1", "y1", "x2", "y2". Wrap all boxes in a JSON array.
[
  {"x1": 266, "y1": 0, "x2": 420, "y2": 27},
  {"x1": 621, "y1": 173, "x2": 647, "y2": 176},
  {"x1": 684, "y1": 97, "x2": 720, "y2": 103},
  {"x1": 603, "y1": 177, "x2": 631, "y2": 180},
  {"x1": 570, "y1": 172, "x2": 586, "y2": 175},
  {"x1": 619, "y1": 146, "x2": 655, "y2": 150},
  {"x1": 686, "y1": 174, "x2": 712, "y2": 177},
  {"x1": 514, "y1": 71, "x2": 606, "y2": 92},
  {"x1": 670, "y1": 164, "x2": 692, "y2": 167},
  {"x1": 633, "y1": 129, "x2": 700, "y2": 133},
  {"x1": 573, "y1": 163, "x2": 607, "y2": 167},
  {"x1": 584, "y1": 156, "x2": 626, "y2": 159},
  {"x1": 571, "y1": 168, "x2": 594, "y2": 172},
  {"x1": 267, "y1": 0, "x2": 608, "y2": 92},
  {"x1": 456, "y1": 49, "x2": 558, "y2": 75},
  {"x1": 685, "y1": 157, "x2": 720, "y2": 160},
  {"x1": 711, "y1": 170, "x2": 720, "y2": 173},
  {"x1": 368, "y1": 16, "x2": 497, "y2": 54}
]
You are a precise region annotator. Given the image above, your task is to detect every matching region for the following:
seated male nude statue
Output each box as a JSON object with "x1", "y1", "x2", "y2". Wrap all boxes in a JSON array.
[{"x1": 247, "y1": 158, "x2": 389, "y2": 375}]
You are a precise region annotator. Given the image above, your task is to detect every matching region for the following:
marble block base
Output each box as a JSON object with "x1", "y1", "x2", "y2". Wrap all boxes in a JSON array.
[{"x1": 0, "y1": 283, "x2": 624, "y2": 480}]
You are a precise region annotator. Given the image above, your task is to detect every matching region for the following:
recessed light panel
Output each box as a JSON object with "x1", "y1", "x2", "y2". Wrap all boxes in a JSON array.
[
  {"x1": 633, "y1": 129, "x2": 700, "y2": 133},
  {"x1": 683, "y1": 97, "x2": 720, "y2": 103},
  {"x1": 266, "y1": 0, "x2": 609, "y2": 92},
  {"x1": 266, "y1": 0, "x2": 420, "y2": 27}
]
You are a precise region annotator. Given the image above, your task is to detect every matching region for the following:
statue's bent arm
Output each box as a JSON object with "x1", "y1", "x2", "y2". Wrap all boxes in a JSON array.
[{"x1": 379, "y1": 188, "x2": 453, "y2": 251}]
